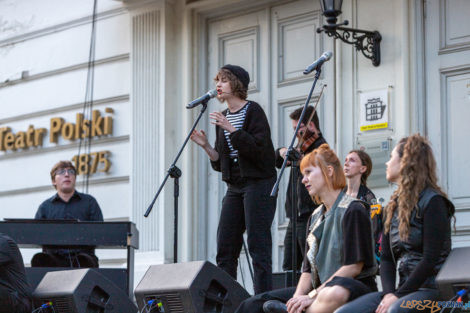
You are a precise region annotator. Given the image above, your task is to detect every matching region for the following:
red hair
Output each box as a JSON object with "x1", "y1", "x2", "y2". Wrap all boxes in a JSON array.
[{"x1": 300, "y1": 144, "x2": 346, "y2": 203}]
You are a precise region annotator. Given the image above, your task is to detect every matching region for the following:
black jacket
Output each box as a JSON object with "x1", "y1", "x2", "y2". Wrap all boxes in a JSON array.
[
  {"x1": 387, "y1": 188, "x2": 454, "y2": 294},
  {"x1": 210, "y1": 101, "x2": 276, "y2": 183},
  {"x1": 275, "y1": 134, "x2": 327, "y2": 218},
  {"x1": 357, "y1": 184, "x2": 376, "y2": 205}
]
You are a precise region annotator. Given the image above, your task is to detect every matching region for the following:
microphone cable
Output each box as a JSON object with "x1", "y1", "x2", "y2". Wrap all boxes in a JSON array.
[
  {"x1": 77, "y1": 0, "x2": 98, "y2": 193},
  {"x1": 139, "y1": 299, "x2": 162, "y2": 313},
  {"x1": 31, "y1": 302, "x2": 56, "y2": 313}
]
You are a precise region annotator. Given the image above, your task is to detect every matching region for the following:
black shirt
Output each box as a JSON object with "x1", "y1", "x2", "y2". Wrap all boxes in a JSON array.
[
  {"x1": 0, "y1": 233, "x2": 32, "y2": 303},
  {"x1": 302, "y1": 201, "x2": 375, "y2": 278},
  {"x1": 35, "y1": 191, "x2": 103, "y2": 221},
  {"x1": 35, "y1": 191, "x2": 103, "y2": 256},
  {"x1": 342, "y1": 202, "x2": 375, "y2": 269}
]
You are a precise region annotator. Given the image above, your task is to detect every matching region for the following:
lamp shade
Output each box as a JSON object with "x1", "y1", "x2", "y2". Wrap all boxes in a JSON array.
[
  {"x1": 319, "y1": 0, "x2": 343, "y2": 12},
  {"x1": 319, "y1": 0, "x2": 343, "y2": 24}
]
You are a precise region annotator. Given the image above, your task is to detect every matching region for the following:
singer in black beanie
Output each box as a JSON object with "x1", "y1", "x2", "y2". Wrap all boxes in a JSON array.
[
  {"x1": 221, "y1": 64, "x2": 250, "y2": 89},
  {"x1": 190, "y1": 65, "x2": 277, "y2": 294}
]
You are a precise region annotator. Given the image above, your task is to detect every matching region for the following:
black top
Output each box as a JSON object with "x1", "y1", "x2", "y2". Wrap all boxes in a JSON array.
[
  {"x1": 275, "y1": 134, "x2": 327, "y2": 218},
  {"x1": 35, "y1": 191, "x2": 103, "y2": 221},
  {"x1": 342, "y1": 202, "x2": 375, "y2": 269},
  {"x1": 210, "y1": 101, "x2": 276, "y2": 183},
  {"x1": 302, "y1": 201, "x2": 375, "y2": 275},
  {"x1": 35, "y1": 191, "x2": 103, "y2": 256},
  {"x1": 0, "y1": 233, "x2": 32, "y2": 303},
  {"x1": 356, "y1": 184, "x2": 382, "y2": 244},
  {"x1": 380, "y1": 196, "x2": 450, "y2": 297},
  {"x1": 357, "y1": 184, "x2": 376, "y2": 205}
]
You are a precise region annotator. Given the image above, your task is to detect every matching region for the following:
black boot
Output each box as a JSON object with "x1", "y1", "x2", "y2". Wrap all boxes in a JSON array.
[{"x1": 263, "y1": 300, "x2": 288, "y2": 313}]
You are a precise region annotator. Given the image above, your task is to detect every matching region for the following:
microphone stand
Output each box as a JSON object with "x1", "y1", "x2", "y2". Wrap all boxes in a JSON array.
[
  {"x1": 290, "y1": 152, "x2": 300, "y2": 287},
  {"x1": 270, "y1": 67, "x2": 322, "y2": 286},
  {"x1": 144, "y1": 100, "x2": 210, "y2": 264}
]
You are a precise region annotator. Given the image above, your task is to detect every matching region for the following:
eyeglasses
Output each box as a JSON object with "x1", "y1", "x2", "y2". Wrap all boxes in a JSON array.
[{"x1": 56, "y1": 168, "x2": 76, "y2": 176}]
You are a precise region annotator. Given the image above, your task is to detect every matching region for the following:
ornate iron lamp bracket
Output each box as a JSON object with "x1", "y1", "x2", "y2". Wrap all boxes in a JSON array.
[{"x1": 317, "y1": 25, "x2": 381, "y2": 66}]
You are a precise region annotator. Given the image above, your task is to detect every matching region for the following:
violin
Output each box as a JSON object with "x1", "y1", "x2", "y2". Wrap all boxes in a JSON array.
[{"x1": 297, "y1": 128, "x2": 319, "y2": 153}]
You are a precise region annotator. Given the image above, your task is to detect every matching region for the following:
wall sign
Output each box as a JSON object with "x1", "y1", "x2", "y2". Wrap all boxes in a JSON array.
[
  {"x1": 0, "y1": 108, "x2": 114, "y2": 175},
  {"x1": 359, "y1": 88, "x2": 389, "y2": 132}
]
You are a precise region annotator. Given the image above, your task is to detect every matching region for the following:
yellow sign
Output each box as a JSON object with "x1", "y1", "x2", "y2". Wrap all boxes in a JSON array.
[
  {"x1": 359, "y1": 89, "x2": 389, "y2": 132},
  {"x1": 360, "y1": 122, "x2": 388, "y2": 132}
]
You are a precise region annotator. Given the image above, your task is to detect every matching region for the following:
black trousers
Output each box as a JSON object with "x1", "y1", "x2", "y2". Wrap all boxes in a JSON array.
[
  {"x1": 0, "y1": 285, "x2": 31, "y2": 313},
  {"x1": 217, "y1": 176, "x2": 277, "y2": 295},
  {"x1": 235, "y1": 286, "x2": 296, "y2": 313},
  {"x1": 282, "y1": 218, "x2": 308, "y2": 271},
  {"x1": 334, "y1": 289, "x2": 440, "y2": 313}
]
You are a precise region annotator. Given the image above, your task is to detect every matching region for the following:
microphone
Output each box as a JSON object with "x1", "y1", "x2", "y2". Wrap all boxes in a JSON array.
[
  {"x1": 186, "y1": 89, "x2": 218, "y2": 109},
  {"x1": 303, "y1": 51, "x2": 333, "y2": 75}
]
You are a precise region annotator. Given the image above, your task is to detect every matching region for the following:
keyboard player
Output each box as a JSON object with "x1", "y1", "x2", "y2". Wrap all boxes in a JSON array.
[{"x1": 32, "y1": 160, "x2": 103, "y2": 268}]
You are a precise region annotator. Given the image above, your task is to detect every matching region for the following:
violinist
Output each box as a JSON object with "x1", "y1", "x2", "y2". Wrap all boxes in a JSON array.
[{"x1": 275, "y1": 105, "x2": 327, "y2": 272}]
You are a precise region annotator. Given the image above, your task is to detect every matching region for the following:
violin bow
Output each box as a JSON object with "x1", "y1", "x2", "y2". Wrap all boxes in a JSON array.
[{"x1": 297, "y1": 84, "x2": 327, "y2": 148}]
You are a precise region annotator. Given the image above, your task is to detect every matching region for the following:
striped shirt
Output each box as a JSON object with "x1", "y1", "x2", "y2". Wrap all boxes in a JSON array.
[{"x1": 224, "y1": 102, "x2": 250, "y2": 158}]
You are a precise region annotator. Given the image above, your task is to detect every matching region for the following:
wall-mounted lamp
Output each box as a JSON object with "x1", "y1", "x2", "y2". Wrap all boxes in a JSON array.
[{"x1": 317, "y1": 0, "x2": 382, "y2": 66}]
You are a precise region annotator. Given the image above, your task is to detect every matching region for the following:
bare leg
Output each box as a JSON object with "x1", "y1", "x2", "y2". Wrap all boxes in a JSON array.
[{"x1": 305, "y1": 286, "x2": 350, "y2": 313}]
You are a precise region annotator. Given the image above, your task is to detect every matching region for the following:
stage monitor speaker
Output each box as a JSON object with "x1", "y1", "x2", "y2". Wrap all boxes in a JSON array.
[
  {"x1": 436, "y1": 247, "x2": 470, "y2": 300},
  {"x1": 32, "y1": 268, "x2": 137, "y2": 313},
  {"x1": 134, "y1": 261, "x2": 250, "y2": 313}
]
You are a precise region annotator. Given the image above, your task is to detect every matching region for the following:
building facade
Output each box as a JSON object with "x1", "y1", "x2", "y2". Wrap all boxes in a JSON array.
[{"x1": 1, "y1": 0, "x2": 469, "y2": 292}]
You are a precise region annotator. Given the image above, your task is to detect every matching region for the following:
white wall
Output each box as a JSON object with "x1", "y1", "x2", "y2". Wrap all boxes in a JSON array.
[{"x1": 0, "y1": 0, "x2": 134, "y2": 266}]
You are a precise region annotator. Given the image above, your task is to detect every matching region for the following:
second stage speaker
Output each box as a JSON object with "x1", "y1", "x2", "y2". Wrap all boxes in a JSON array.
[
  {"x1": 32, "y1": 268, "x2": 137, "y2": 313},
  {"x1": 134, "y1": 261, "x2": 250, "y2": 313},
  {"x1": 437, "y1": 247, "x2": 470, "y2": 300}
]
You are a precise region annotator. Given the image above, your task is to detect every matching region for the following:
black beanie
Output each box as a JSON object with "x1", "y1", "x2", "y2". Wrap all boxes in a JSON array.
[{"x1": 221, "y1": 64, "x2": 250, "y2": 89}]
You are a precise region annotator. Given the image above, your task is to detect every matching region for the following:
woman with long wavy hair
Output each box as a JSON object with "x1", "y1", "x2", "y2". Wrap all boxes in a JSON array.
[{"x1": 335, "y1": 134, "x2": 455, "y2": 313}]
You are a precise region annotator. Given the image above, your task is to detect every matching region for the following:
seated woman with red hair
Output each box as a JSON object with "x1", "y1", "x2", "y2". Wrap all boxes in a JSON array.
[{"x1": 235, "y1": 144, "x2": 377, "y2": 313}]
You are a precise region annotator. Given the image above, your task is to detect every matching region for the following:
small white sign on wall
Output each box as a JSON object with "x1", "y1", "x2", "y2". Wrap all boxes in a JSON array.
[{"x1": 359, "y1": 88, "x2": 389, "y2": 132}]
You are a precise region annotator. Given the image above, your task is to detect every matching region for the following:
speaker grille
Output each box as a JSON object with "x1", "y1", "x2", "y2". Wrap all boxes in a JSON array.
[
  {"x1": 147, "y1": 292, "x2": 184, "y2": 313},
  {"x1": 40, "y1": 296, "x2": 74, "y2": 313}
]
